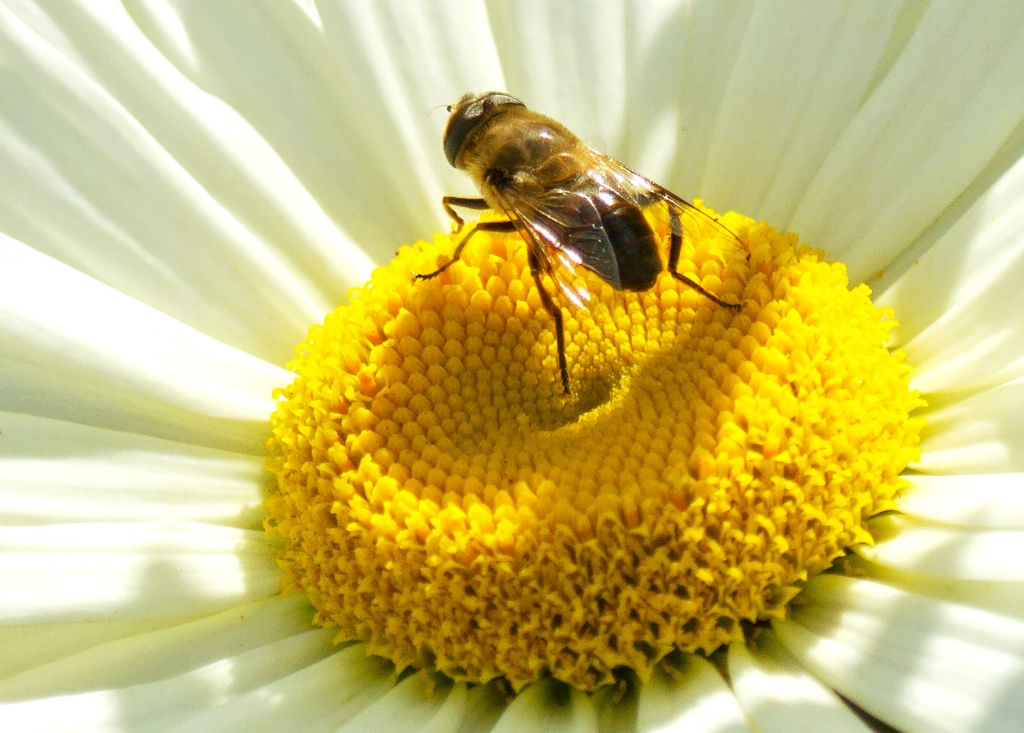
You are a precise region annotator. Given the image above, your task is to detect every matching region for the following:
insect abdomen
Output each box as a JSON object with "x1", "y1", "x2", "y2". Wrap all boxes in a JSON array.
[{"x1": 599, "y1": 201, "x2": 661, "y2": 291}]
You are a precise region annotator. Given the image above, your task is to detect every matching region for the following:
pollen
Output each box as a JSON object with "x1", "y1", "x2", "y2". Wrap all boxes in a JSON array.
[{"x1": 265, "y1": 207, "x2": 923, "y2": 692}]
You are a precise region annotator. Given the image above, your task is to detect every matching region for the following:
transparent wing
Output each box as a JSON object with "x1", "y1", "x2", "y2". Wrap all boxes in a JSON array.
[
  {"x1": 492, "y1": 185, "x2": 625, "y2": 309},
  {"x1": 585, "y1": 151, "x2": 746, "y2": 256},
  {"x1": 488, "y1": 150, "x2": 743, "y2": 311}
]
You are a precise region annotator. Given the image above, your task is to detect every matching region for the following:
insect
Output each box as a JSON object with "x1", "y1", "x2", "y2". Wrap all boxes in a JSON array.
[{"x1": 415, "y1": 91, "x2": 743, "y2": 394}]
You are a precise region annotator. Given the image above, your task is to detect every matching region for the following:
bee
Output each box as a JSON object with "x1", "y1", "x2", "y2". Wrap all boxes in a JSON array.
[{"x1": 416, "y1": 91, "x2": 743, "y2": 394}]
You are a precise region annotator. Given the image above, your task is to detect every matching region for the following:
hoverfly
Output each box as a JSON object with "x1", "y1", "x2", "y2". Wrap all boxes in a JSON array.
[{"x1": 415, "y1": 92, "x2": 743, "y2": 394}]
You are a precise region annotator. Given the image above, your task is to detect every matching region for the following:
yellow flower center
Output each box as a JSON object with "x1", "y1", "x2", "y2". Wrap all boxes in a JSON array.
[{"x1": 265, "y1": 206, "x2": 923, "y2": 692}]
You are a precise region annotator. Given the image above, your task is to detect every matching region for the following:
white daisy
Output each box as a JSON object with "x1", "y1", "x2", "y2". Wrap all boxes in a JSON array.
[{"x1": 2, "y1": 2, "x2": 1023, "y2": 732}]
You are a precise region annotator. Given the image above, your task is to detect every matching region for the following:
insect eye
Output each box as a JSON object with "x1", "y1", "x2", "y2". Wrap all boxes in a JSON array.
[{"x1": 443, "y1": 93, "x2": 526, "y2": 168}]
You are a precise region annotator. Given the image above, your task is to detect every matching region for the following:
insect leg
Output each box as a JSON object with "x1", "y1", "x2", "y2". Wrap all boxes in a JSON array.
[
  {"x1": 442, "y1": 196, "x2": 490, "y2": 228},
  {"x1": 527, "y1": 247, "x2": 570, "y2": 394},
  {"x1": 666, "y1": 208, "x2": 742, "y2": 310},
  {"x1": 413, "y1": 219, "x2": 517, "y2": 280}
]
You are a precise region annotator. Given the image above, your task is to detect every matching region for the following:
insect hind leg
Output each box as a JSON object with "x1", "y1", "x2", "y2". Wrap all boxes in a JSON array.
[
  {"x1": 666, "y1": 208, "x2": 742, "y2": 310},
  {"x1": 527, "y1": 247, "x2": 570, "y2": 394},
  {"x1": 413, "y1": 219, "x2": 517, "y2": 280}
]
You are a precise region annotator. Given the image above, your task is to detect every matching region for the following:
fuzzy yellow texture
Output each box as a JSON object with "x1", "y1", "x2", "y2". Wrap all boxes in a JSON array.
[{"x1": 266, "y1": 208, "x2": 923, "y2": 691}]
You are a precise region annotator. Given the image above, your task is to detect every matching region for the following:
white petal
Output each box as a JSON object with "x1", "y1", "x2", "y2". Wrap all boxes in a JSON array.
[
  {"x1": 0, "y1": 636, "x2": 378, "y2": 733},
  {"x1": 0, "y1": 412, "x2": 265, "y2": 526},
  {"x1": 878, "y1": 143, "x2": 1024, "y2": 395},
  {"x1": 0, "y1": 688, "x2": 170, "y2": 733},
  {"x1": 791, "y1": 2, "x2": 1024, "y2": 283},
  {"x1": 0, "y1": 595, "x2": 317, "y2": 695},
  {"x1": 853, "y1": 558, "x2": 1024, "y2": 622},
  {"x1": 487, "y1": 1, "x2": 626, "y2": 145},
  {"x1": 0, "y1": 3, "x2": 355, "y2": 360},
  {"x1": 489, "y1": 678, "x2": 597, "y2": 733},
  {"x1": 0, "y1": 236, "x2": 286, "y2": 452},
  {"x1": 0, "y1": 522, "x2": 279, "y2": 623},
  {"x1": 775, "y1": 575, "x2": 1024, "y2": 733},
  {"x1": 453, "y1": 683, "x2": 509, "y2": 733},
  {"x1": 857, "y1": 514, "x2": 1024, "y2": 582},
  {"x1": 334, "y1": 674, "x2": 469, "y2": 733},
  {"x1": 704, "y1": 2, "x2": 904, "y2": 223},
  {"x1": 620, "y1": 1, "x2": 753, "y2": 192},
  {"x1": 636, "y1": 658, "x2": 751, "y2": 732},
  {"x1": 0, "y1": 615, "x2": 184, "y2": 684},
  {"x1": 10, "y1": 626, "x2": 331, "y2": 705},
  {"x1": 165, "y1": 645, "x2": 397, "y2": 733},
  {"x1": 588, "y1": 681, "x2": 639, "y2": 733},
  {"x1": 729, "y1": 632, "x2": 872, "y2": 732},
  {"x1": 898, "y1": 473, "x2": 1024, "y2": 528},
  {"x1": 121, "y1": 1, "x2": 504, "y2": 263},
  {"x1": 916, "y1": 375, "x2": 1024, "y2": 474},
  {"x1": 316, "y1": 1, "x2": 507, "y2": 235}
]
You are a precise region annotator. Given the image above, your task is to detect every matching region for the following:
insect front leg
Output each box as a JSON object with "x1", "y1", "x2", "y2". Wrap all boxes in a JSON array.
[
  {"x1": 413, "y1": 219, "x2": 517, "y2": 280},
  {"x1": 442, "y1": 196, "x2": 490, "y2": 229},
  {"x1": 527, "y1": 247, "x2": 570, "y2": 395},
  {"x1": 666, "y1": 208, "x2": 742, "y2": 311}
]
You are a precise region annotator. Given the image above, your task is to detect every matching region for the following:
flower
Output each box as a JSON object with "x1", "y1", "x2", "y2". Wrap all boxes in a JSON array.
[
  {"x1": 267, "y1": 205, "x2": 923, "y2": 694},
  {"x1": 2, "y1": 3, "x2": 1023, "y2": 732}
]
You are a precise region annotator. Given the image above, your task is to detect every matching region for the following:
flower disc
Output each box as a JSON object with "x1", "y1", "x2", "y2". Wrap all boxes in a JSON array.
[{"x1": 266, "y1": 208, "x2": 922, "y2": 691}]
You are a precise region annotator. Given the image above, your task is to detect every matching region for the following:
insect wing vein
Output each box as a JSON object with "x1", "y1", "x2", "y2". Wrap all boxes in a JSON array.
[
  {"x1": 504, "y1": 184, "x2": 626, "y2": 296},
  {"x1": 494, "y1": 189, "x2": 599, "y2": 310},
  {"x1": 594, "y1": 155, "x2": 745, "y2": 259}
]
